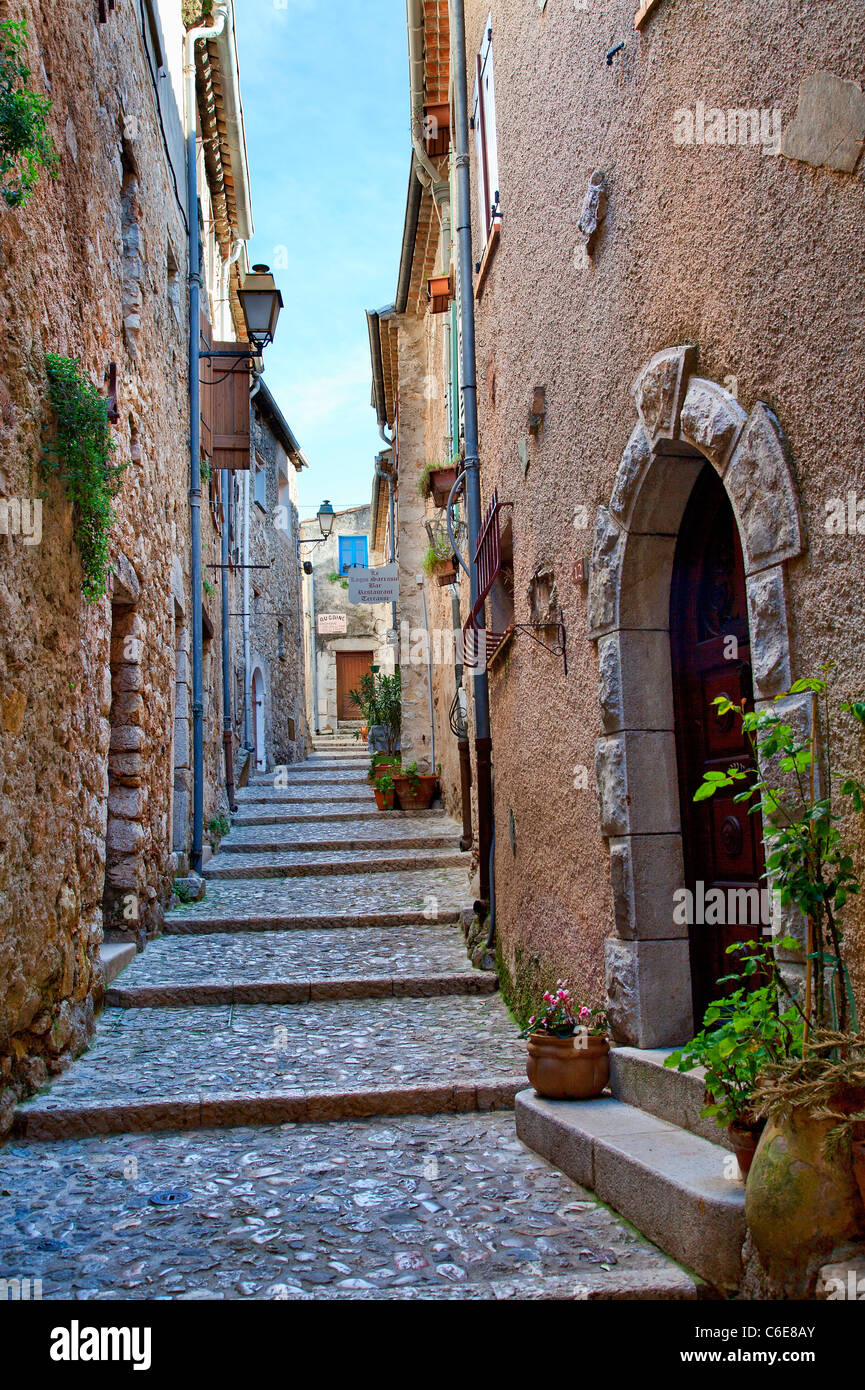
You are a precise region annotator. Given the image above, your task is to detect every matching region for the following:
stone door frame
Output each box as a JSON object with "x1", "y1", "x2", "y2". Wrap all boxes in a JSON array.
[{"x1": 587, "y1": 345, "x2": 806, "y2": 1048}]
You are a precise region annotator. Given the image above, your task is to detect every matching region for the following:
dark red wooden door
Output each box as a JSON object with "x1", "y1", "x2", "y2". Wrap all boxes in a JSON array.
[
  {"x1": 337, "y1": 650, "x2": 375, "y2": 722},
  {"x1": 670, "y1": 464, "x2": 765, "y2": 1027}
]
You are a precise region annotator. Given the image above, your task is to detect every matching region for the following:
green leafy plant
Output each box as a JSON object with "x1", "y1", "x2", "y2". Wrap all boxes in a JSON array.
[
  {"x1": 418, "y1": 453, "x2": 460, "y2": 501},
  {"x1": 328, "y1": 570, "x2": 349, "y2": 591},
  {"x1": 693, "y1": 669, "x2": 864, "y2": 1033},
  {"x1": 519, "y1": 981, "x2": 607, "y2": 1040},
  {"x1": 43, "y1": 354, "x2": 125, "y2": 602},
  {"x1": 207, "y1": 813, "x2": 231, "y2": 853},
  {"x1": 666, "y1": 941, "x2": 804, "y2": 1129},
  {"x1": 0, "y1": 19, "x2": 57, "y2": 209},
  {"x1": 349, "y1": 670, "x2": 378, "y2": 728},
  {"x1": 203, "y1": 576, "x2": 216, "y2": 599},
  {"x1": 374, "y1": 772, "x2": 395, "y2": 794},
  {"x1": 423, "y1": 532, "x2": 454, "y2": 576}
]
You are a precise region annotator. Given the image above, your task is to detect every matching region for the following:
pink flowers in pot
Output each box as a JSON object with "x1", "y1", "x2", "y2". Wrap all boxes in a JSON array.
[{"x1": 521, "y1": 980, "x2": 607, "y2": 1040}]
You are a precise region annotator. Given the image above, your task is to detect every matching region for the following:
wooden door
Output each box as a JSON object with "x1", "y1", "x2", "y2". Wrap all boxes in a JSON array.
[
  {"x1": 670, "y1": 464, "x2": 765, "y2": 1027},
  {"x1": 337, "y1": 651, "x2": 374, "y2": 722}
]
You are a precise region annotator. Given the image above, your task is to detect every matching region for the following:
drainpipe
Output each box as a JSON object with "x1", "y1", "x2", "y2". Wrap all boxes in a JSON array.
[
  {"x1": 243, "y1": 374, "x2": 262, "y2": 754},
  {"x1": 451, "y1": 588, "x2": 473, "y2": 853},
  {"x1": 220, "y1": 468, "x2": 237, "y2": 813},
  {"x1": 185, "y1": 3, "x2": 228, "y2": 875},
  {"x1": 419, "y1": 576, "x2": 436, "y2": 774},
  {"x1": 306, "y1": 546, "x2": 319, "y2": 735},
  {"x1": 452, "y1": 0, "x2": 493, "y2": 905}
]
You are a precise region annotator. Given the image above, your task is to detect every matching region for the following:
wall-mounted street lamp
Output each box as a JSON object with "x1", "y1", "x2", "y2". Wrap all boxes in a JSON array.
[
  {"x1": 201, "y1": 264, "x2": 284, "y2": 365},
  {"x1": 299, "y1": 500, "x2": 336, "y2": 547}
]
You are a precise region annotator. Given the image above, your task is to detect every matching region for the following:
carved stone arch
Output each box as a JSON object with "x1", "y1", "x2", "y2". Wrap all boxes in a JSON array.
[{"x1": 588, "y1": 346, "x2": 807, "y2": 1047}]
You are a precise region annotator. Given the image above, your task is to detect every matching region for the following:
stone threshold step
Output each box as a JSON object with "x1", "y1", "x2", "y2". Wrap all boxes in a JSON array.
[
  {"x1": 319, "y1": 1270, "x2": 699, "y2": 1301},
  {"x1": 164, "y1": 909, "x2": 464, "y2": 934},
  {"x1": 235, "y1": 793, "x2": 373, "y2": 805},
  {"x1": 106, "y1": 972, "x2": 497, "y2": 1008},
  {"x1": 218, "y1": 835, "x2": 458, "y2": 853},
  {"x1": 14, "y1": 1078, "x2": 523, "y2": 1140},
  {"x1": 515, "y1": 1091, "x2": 745, "y2": 1293},
  {"x1": 231, "y1": 809, "x2": 447, "y2": 825},
  {"x1": 610, "y1": 1046, "x2": 733, "y2": 1150},
  {"x1": 203, "y1": 852, "x2": 466, "y2": 880},
  {"x1": 99, "y1": 942, "x2": 137, "y2": 986}
]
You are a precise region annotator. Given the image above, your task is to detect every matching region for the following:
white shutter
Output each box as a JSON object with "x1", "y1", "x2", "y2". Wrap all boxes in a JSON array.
[
  {"x1": 472, "y1": 73, "x2": 488, "y2": 242},
  {"x1": 479, "y1": 18, "x2": 500, "y2": 230}
]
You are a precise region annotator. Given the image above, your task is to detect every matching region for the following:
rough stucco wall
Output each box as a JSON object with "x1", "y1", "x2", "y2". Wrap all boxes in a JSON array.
[
  {"x1": 0, "y1": 1, "x2": 196, "y2": 1129},
  {"x1": 300, "y1": 506, "x2": 391, "y2": 733},
  {"x1": 463, "y1": 0, "x2": 865, "y2": 1019}
]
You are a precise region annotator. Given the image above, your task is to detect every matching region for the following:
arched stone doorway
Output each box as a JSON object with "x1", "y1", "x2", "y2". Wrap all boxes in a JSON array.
[{"x1": 588, "y1": 346, "x2": 806, "y2": 1048}]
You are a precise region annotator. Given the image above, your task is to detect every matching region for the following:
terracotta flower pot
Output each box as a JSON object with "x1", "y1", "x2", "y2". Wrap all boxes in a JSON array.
[
  {"x1": 393, "y1": 774, "x2": 438, "y2": 811},
  {"x1": 426, "y1": 467, "x2": 458, "y2": 508},
  {"x1": 373, "y1": 787, "x2": 395, "y2": 810},
  {"x1": 369, "y1": 758, "x2": 399, "y2": 783},
  {"x1": 729, "y1": 1120, "x2": 764, "y2": 1180},
  {"x1": 361, "y1": 724, "x2": 369, "y2": 741},
  {"x1": 852, "y1": 1139, "x2": 865, "y2": 1210},
  {"x1": 435, "y1": 557, "x2": 458, "y2": 587},
  {"x1": 526, "y1": 1032, "x2": 610, "y2": 1100}
]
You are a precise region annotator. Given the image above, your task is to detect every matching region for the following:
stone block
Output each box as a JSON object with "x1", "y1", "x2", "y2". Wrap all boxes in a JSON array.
[
  {"x1": 725, "y1": 403, "x2": 804, "y2": 574},
  {"x1": 631, "y1": 344, "x2": 696, "y2": 447},
  {"x1": 595, "y1": 737, "x2": 628, "y2": 836},
  {"x1": 610, "y1": 1047, "x2": 732, "y2": 1149},
  {"x1": 608, "y1": 834, "x2": 687, "y2": 939},
  {"x1": 587, "y1": 507, "x2": 625, "y2": 639},
  {"x1": 597, "y1": 630, "x2": 675, "y2": 734},
  {"x1": 678, "y1": 377, "x2": 747, "y2": 474},
  {"x1": 745, "y1": 565, "x2": 792, "y2": 697},
  {"x1": 781, "y1": 71, "x2": 865, "y2": 173},
  {"x1": 618, "y1": 534, "x2": 678, "y2": 628},
  {"x1": 106, "y1": 819, "x2": 145, "y2": 855},
  {"x1": 107, "y1": 785, "x2": 147, "y2": 821},
  {"x1": 605, "y1": 937, "x2": 694, "y2": 1047},
  {"x1": 609, "y1": 424, "x2": 652, "y2": 528},
  {"x1": 109, "y1": 724, "x2": 147, "y2": 754}
]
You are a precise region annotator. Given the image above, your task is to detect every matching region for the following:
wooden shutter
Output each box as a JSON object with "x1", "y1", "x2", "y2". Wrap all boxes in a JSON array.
[
  {"x1": 473, "y1": 16, "x2": 499, "y2": 241},
  {"x1": 213, "y1": 344, "x2": 251, "y2": 471}
]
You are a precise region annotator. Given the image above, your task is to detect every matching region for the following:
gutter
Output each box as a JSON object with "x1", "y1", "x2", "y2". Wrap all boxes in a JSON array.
[
  {"x1": 396, "y1": 159, "x2": 423, "y2": 314},
  {"x1": 406, "y1": 0, "x2": 445, "y2": 189},
  {"x1": 213, "y1": 8, "x2": 254, "y2": 241}
]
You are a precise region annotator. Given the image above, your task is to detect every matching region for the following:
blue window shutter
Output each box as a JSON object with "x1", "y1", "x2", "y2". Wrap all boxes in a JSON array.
[{"x1": 338, "y1": 536, "x2": 369, "y2": 574}]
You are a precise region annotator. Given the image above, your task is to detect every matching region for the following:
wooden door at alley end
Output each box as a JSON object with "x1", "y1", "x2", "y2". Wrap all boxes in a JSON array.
[{"x1": 336, "y1": 650, "x2": 375, "y2": 722}]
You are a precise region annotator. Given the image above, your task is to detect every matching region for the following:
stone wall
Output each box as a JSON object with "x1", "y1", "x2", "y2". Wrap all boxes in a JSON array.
[
  {"x1": 0, "y1": 1, "x2": 195, "y2": 1131},
  {"x1": 461, "y1": 0, "x2": 865, "y2": 1025}
]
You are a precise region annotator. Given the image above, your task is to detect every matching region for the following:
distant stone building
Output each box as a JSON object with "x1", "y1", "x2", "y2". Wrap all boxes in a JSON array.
[
  {"x1": 300, "y1": 505, "x2": 393, "y2": 735},
  {"x1": 228, "y1": 380, "x2": 310, "y2": 775}
]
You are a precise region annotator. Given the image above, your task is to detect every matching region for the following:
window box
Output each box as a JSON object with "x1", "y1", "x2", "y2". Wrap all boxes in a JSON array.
[{"x1": 423, "y1": 465, "x2": 458, "y2": 508}]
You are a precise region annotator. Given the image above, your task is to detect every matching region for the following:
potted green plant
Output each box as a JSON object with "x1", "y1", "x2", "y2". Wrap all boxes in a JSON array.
[
  {"x1": 418, "y1": 454, "x2": 460, "y2": 509},
  {"x1": 423, "y1": 533, "x2": 458, "y2": 587},
  {"x1": 393, "y1": 760, "x2": 438, "y2": 811},
  {"x1": 665, "y1": 941, "x2": 803, "y2": 1177},
  {"x1": 373, "y1": 772, "x2": 396, "y2": 811},
  {"x1": 368, "y1": 751, "x2": 401, "y2": 783},
  {"x1": 521, "y1": 983, "x2": 609, "y2": 1100},
  {"x1": 692, "y1": 669, "x2": 865, "y2": 1287},
  {"x1": 349, "y1": 671, "x2": 379, "y2": 736}
]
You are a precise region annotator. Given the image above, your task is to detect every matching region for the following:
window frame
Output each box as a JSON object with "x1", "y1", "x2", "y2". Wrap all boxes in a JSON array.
[
  {"x1": 472, "y1": 14, "x2": 500, "y2": 246},
  {"x1": 337, "y1": 535, "x2": 369, "y2": 576}
]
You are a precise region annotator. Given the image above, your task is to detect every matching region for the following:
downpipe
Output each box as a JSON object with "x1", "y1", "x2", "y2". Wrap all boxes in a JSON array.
[
  {"x1": 221, "y1": 468, "x2": 237, "y2": 812},
  {"x1": 185, "y1": 3, "x2": 229, "y2": 874},
  {"x1": 451, "y1": 0, "x2": 494, "y2": 908}
]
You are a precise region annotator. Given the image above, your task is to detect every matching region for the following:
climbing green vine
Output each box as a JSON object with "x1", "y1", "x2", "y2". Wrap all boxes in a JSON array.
[
  {"x1": 43, "y1": 354, "x2": 125, "y2": 603},
  {"x1": 0, "y1": 19, "x2": 57, "y2": 209}
]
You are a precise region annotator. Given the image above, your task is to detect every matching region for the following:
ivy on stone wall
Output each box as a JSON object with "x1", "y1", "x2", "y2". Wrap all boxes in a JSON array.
[
  {"x1": 0, "y1": 19, "x2": 57, "y2": 209},
  {"x1": 182, "y1": 1, "x2": 215, "y2": 26},
  {"x1": 43, "y1": 355, "x2": 126, "y2": 604}
]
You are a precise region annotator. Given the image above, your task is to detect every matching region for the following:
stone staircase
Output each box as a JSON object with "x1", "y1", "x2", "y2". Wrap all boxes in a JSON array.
[
  {"x1": 13, "y1": 750, "x2": 524, "y2": 1140},
  {"x1": 516, "y1": 1046, "x2": 746, "y2": 1291}
]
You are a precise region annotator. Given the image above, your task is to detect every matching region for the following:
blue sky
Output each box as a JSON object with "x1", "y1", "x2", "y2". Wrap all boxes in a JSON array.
[{"x1": 236, "y1": 0, "x2": 408, "y2": 521}]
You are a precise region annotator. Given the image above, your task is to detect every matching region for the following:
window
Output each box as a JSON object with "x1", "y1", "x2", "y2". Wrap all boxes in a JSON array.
[
  {"x1": 338, "y1": 536, "x2": 368, "y2": 575},
  {"x1": 254, "y1": 453, "x2": 267, "y2": 510},
  {"x1": 472, "y1": 14, "x2": 500, "y2": 244}
]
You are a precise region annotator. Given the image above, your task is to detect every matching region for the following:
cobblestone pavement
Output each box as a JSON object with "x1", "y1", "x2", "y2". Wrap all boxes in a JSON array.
[
  {"x1": 1, "y1": 751, "x2": 695, "y2": 1298},
  {"x1": 0, "y1": 1117, "x2": 694, "y2": 1299}
]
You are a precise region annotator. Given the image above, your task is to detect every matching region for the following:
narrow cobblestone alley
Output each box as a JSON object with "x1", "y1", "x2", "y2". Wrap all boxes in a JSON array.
[{"x1": 0, "y1": 747, "x2": 695, "y2": 1299}]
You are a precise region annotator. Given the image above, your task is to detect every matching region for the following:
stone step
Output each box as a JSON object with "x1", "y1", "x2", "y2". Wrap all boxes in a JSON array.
[
  {"x1": 218, "y1": 826, "x2": 459, "y2": 853},
  {"x1": 105, "y1": 922, "x2": 485, "y2": 993},
  {"x1": 231, "y1": 806, "x2": 447, "y2": 826},
  {"x1": 166, "y1": 867, "x2": 470, "y2": 934},
  {"x1": 203, "y1": 848, "x2": 467, "y2": 880},
  {"x1": 14, "y1": 995, "x2": 525, "y2": 1139},
  {"x1": 235, "y1": 785, "x2": 373, "y2": 804},
  {"x1": 108, "y1": 974, "x2": 496, "y2": 1007},
  {"x1": 247, "y1": 770, "x2": 370, "y2": 786},
  {"x1": 609, "y1": 1047, "x2": 733, "y2": 1150},
  {"x1": 98, "y1": 941, "x2": 137, "y2": 986},
  {"x1": 515, "y1": 1090, "x2": 745, "y2": 1292}
]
